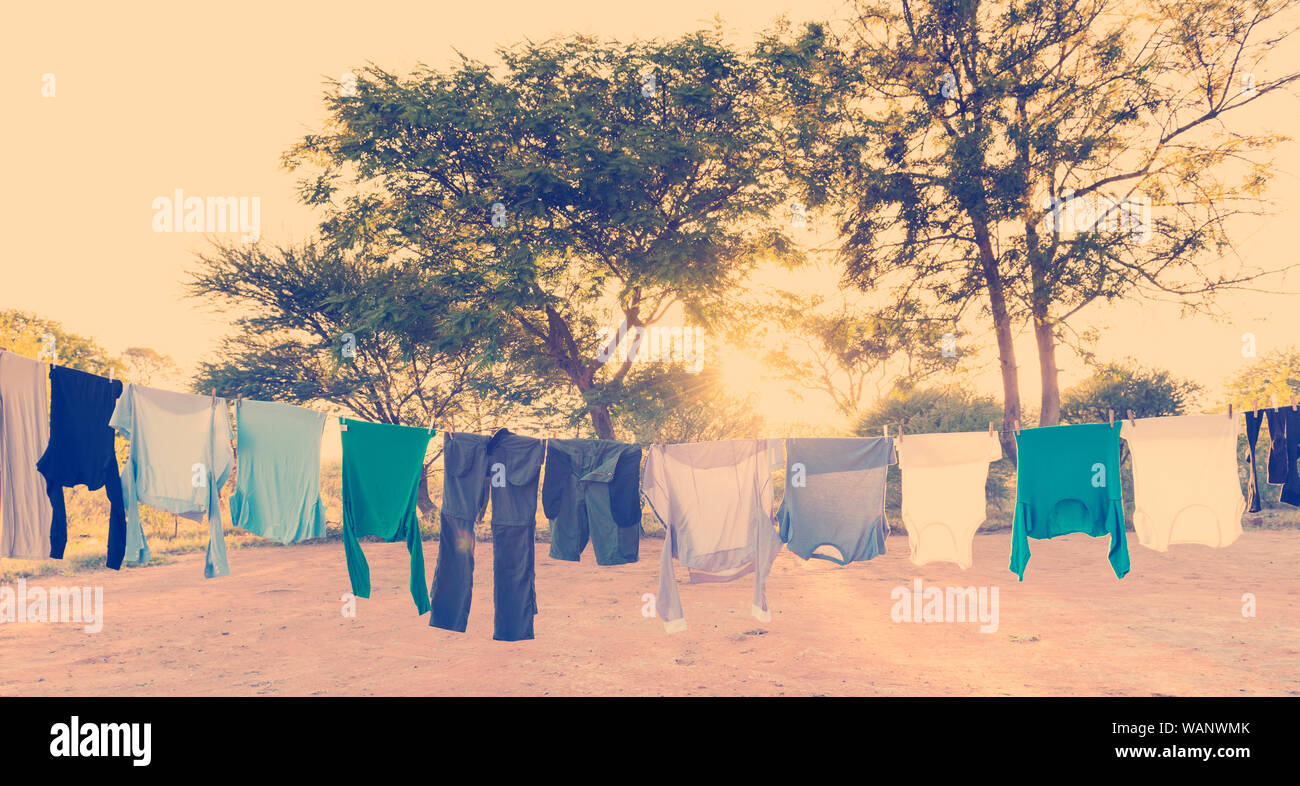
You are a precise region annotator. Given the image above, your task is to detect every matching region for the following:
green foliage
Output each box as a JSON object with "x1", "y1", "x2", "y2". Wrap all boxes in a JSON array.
[
  {"x1": 1060, "y1": 359, "x2": 1201, "y2": 423},
  {"x1": 615, "y1": 366, "x2": 763, "y2": 445},
  {"x1": 0, "y1": 310, "x2": 124, "y2": 376},
  {"x1": 854, "y1": 386, "x2": 1013, "y2": 533},
  {"x1": 283, "y1": 31, "x2": 795, "y2": 435},
  {"x1": 854, "y1": 386, "x2": 1004, "y2": 436},
  {"x1": 188, "y1": 240, "x2": 524, "y2": 432},
  {"x1": 1224, "y1": 346, "x2": 1300, "y2": 407}
]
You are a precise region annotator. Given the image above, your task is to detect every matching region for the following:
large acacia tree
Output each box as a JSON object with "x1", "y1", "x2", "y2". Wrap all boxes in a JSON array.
[
  {"x1": 188, "y1": 241, "x2": 529, "y2": 516},
  {"x1": 762, "y1": 0, "x2": 1300, "y2": 457},
  {"x1": 284, "y1": 32, "x2": 795, "y2": 439}
]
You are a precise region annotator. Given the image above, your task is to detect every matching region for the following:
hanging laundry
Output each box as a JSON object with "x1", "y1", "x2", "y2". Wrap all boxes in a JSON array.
[
  {"x1": 1265, "y1": 407, "x2": 1289, "y2": 485},
  {"x1": 0, "y1": 351, "x2": 54, "y2": 560},
  {"x1": 1009, "y1": 422, "x2": 1129, "y2": 580},
  {"x1": 776, "y1": 436, "x2": 894, "y2": 565},
  {"x1": 111, "y1": 384, "x2": 235, "y2": 577},
  {"x1": 1280, "y1": 406, "x2": 1300, "y2": 507},
  {"x1": 429, "y1": 429, "x2": 544, "y2": 641},
  {"x1": 642, "y1": 439, "x2": 782, "y2": 632},
  {"x1": 1122, "y1": 414, "x2": 1244, "y2": 550},
  {"x1": 429, "y1": 432, "x2": 488, "y2": 634},
  {"x1": 1243, "y1": 409, "x2": 1265, "y2": 514},
  {"x1": 338, "y1": 417, "x2": 432, "y2": 614},
  {"x1": 228, "y1": 400, "x2": 327, "y2": 544},
  {"x1": 766, "y1": 437, "x2": 785, "y2": 472},
  {"x1": 542, "y1": 438, "x2": 642, "y2": 566},
  {"x1": 485, "y1": 430, "x2": 544, "y2": 641},
  {"x1": 896, "y1": 430, "x2": 1003, "y2": 569},
  {"x1": 36, "y1": 365, "x2": 126, "y2": 568}
]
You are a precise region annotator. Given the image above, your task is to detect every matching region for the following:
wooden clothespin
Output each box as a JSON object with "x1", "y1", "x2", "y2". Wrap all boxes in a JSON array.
[
  {"x1": 1126, "y1": 409, "x2": 1136, "y2": 427},
  {"x1": 210, "y1": 388, "x2": 216, "y2": 406},
  {"x1": 988, "y1": 421, "x2": 995, "y2": 437},
  {"x1": 883, "y1": 424, "x2": 889, "y2": 438},
  {"x1": 1108, "y1": 408, "x2": 1114, "y2": 426},
  {"x1": 1291, "y1": 393, "x2": 1297, "y2": 410},
  {"x1": 1252, "y1": 398, "x2": 1259, "y2": 414},
  {"x1": 1014, "y1": 418, "x2": 1021, "y2": 435},
  {"x1": 1271, "y1": 392, "x2": 1280, "y2": 410},
  {"x1": 338, "y1": 415, "x2": 348, "y2": 432},
  {"x1": 428, "y1": 412, "x2": 437, "y2": 434},
  {"x1": 1228, "y1": 402, "x2": 1234, "y2": 418}
]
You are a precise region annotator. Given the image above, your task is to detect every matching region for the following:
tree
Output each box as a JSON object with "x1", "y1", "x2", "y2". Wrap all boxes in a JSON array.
[
  {"x1": 615, "y1": 366, "x2": 764, "y2": 444},
  {"x1": 1059, "y1": 359, "x2": 1201, "y2": 423},
  {"x1": 1224, "y1": 347, "x2": 1300, "y2": 510},
  {"x1": 121, "y1": 347, "x2": 180, "y2": 386},
  {"x1": 0, "y1": 310, "x2": 124, "y2": 376},
  {"x1": 759, "y1": 0, "x2": 1300, "y2": 458},
  {"x1": 284, "y1": 31, "x2": 795, "y2": 439},
  {"x1": 1223, "y1": 346, "x2": 1300, "y2": 408},
  {"x1": 188, "y1": 241, "x2": 530, "y2": 517},
  {"x1": 761, "y1": 291, "x2": 963, "y2": 418}
]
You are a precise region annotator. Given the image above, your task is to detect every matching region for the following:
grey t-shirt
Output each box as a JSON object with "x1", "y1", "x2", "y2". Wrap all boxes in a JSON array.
[{"x1": 776, "y1": 436, "x2": 896, "y2": 564}]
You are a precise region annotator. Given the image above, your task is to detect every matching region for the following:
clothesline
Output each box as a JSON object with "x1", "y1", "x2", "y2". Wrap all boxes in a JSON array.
[{"x1": 3, "y1": 345, "x2": 1297, "y2": 642}]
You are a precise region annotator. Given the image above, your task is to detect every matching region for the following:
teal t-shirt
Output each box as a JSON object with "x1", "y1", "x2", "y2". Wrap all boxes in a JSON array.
[
  {"x1": 339, "y1": 417, "x2": 433, "y2": 614},
  {"x1": 1010, "y1": 422, "x2": 1129, "y2": 580}
]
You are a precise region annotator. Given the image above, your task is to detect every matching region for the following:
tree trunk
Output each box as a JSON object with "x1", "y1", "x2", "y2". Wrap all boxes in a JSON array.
[
  {"x1": 1034, "y1": 312, "x2": 1062, "y2": 426},
  {"x1": 974, "y1": 224, "x2": 1022, "y2": 463},
  {"x1": 573, "y1": 371, "x2": 616, "y2": 439},
  {"x1": 542, "y1": 303, "x2": 618, "y2": 440},
  {"x1": 587, "y1": 404, "x2": 615, "y2": 440}
]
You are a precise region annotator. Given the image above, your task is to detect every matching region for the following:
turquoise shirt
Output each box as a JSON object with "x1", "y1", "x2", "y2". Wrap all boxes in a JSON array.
[
  {"x1": 1010, "y1": 422, "x2": 1129, "y2": 580},
  {"x1": 229, "y1": 400, "x2": 327, "y2": 544},
  {"x1": 339, "y1": 417, "x2": 433, "y2": 614}
]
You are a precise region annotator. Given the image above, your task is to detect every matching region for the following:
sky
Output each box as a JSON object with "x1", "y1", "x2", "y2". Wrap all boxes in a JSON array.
[{"x1": 3, "y1": 0, "x2": 1299, "y2": 432}]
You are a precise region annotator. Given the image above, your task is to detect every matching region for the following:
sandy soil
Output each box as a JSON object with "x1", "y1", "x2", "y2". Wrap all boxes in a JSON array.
[{"x1": 2, "y1": 531, "x2": 1297, "y2": 696}]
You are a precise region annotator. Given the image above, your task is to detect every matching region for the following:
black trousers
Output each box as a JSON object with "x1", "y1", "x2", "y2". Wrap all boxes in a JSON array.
[
  {"x1": 1282, "y1": 408, "x2": 1300, "y2": 507},
  {"x1": 1245, "y1": 409, "x2": 1264, "y2": 513},
  {"x1": 45, "y1": 459, "x2": 127, "y2": 569}
]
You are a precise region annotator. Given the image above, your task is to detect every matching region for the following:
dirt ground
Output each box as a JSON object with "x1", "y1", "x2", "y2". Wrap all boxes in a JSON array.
[{"x1": 2, "y1": 530, "x2": 1297, "y2": 696}]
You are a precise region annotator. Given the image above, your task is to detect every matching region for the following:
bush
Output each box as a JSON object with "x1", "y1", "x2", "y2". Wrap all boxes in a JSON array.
[
  {"x1": 854, "y1": 386, "x2": 1004, "y2": 436},
  {"x1": 1060, "y1": 359, "x2": 1200, "y2": 423},
  {"x1": 854, "y1": 386, "x2": 1013, "y2": 532}
]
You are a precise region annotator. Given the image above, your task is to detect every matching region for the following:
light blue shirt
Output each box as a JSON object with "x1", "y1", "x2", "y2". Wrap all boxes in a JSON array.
[
  {"x1": 228, "y1": 400, "x2": 327, "y2": 544},
  {"x1": 110, "y1": 384, "x2": 234, "y2": 577}
]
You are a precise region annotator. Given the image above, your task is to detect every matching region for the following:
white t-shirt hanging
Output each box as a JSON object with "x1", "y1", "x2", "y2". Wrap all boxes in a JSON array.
[
  {"x1": 895, "y1": 430, "x2": 1003, "y2": 569},
  {"x1": 1121, "y1": 414, "x2": 1244, "y2": 551}
]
